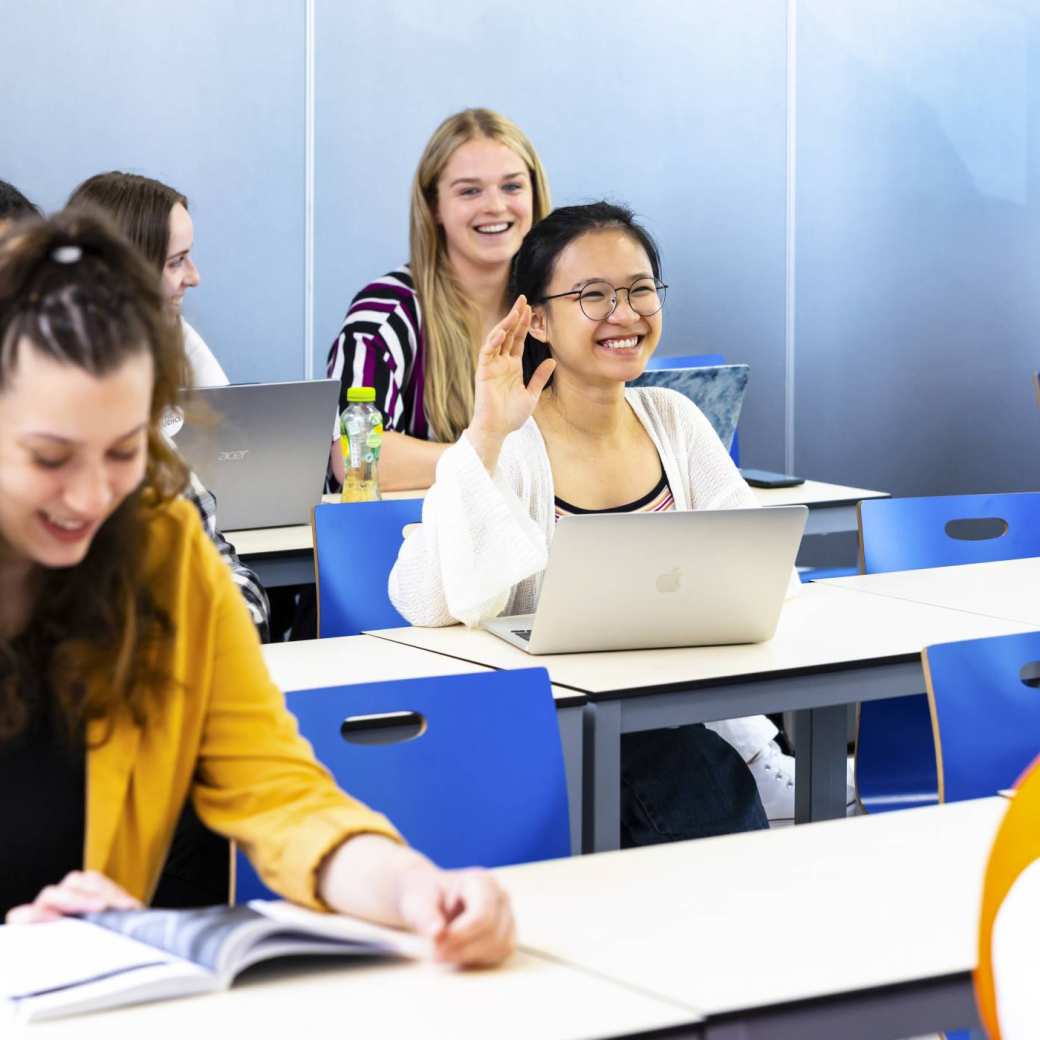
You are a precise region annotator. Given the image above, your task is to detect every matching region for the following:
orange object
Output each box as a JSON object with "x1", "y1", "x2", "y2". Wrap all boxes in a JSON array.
[{"x1": 976, "y1": 754, "x2": 1040, "y2": 1039}]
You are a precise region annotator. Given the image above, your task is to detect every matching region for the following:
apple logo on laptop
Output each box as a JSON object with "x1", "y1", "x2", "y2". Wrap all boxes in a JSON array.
[{"x1": 656, "y1": 566, "x2": 682, "y2": 594}]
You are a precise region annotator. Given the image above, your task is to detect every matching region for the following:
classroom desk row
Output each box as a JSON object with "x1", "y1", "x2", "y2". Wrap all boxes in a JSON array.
[
  {"x1": 226, "y1": 479, "x2": 890, "y2": 589},
  {"x1": 261, "y1": 556, "x2": 1039, "y2": 854},
  {"x1": 365, "y1": 570, "x2": 1038, "y2": 852},
  {"x1": 24, "y1": 797, "x2": 1005, "y2": 1039}
]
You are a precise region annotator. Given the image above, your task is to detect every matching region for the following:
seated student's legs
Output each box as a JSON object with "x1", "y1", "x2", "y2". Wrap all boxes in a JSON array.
[
  {"x1": 620, "y1": 724, "x2": 768, "y2": 846},
  {"x1": 704, "y1": 715, "x2": 778, "y2": 763}
]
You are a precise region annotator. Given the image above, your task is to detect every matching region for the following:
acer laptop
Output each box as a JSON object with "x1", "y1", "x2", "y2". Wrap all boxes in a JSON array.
[
  {"x1": 170, "y1": 379, "x2": 340, "y2": 530},
  {"x1": 482, "y1": 506, "x2": 808, "y2": 654}
]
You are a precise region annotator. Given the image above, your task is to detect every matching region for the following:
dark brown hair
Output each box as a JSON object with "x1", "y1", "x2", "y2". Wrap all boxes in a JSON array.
[
  {"x1": 0, "y1": 208, "x2": 189, "y2": 742},
  {"x1": 67, "y1": 172, "x2": 187, "y2": 272},
  {"x1": 0, "y1": 180, "x2": 42, "y2": 222}
]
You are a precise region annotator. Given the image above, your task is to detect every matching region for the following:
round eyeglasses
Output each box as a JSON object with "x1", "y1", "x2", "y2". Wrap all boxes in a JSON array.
[{"x1": 540, "y1": 277, "x2": 668, "y2": 321}]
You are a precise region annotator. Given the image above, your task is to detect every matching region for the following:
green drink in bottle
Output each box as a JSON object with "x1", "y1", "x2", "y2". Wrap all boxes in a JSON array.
[{"x1": 340, "y1": 387, "x2": 383, "y2": 502}]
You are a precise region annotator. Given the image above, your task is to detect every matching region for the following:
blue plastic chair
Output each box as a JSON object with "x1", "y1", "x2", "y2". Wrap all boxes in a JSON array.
[
  {"x1": 858, "y1": 493, "x2": 1040, "y2": 574},
  {"x1": 924, "y1": 631, "x2": 1040, "y2": 804},
  {"x1": 312, "y1": 499, "x2": 423, "y2": 637},
  {"x1": 855, "y1": 493, "x2": 1040, "y2": 814},
  {"x1": 637, "y1": 353, "x2": 742, "y2": 464},
  {"x1": 235, "y1": 668, "x2": 570, "y2": 902}
]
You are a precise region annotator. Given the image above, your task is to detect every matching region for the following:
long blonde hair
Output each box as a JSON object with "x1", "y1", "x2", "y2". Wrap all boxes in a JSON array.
[{"x1": 409, "y1": 108, "x2": 551, "y2": 442}]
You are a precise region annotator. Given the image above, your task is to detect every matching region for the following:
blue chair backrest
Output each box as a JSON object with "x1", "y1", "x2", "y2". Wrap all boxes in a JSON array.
[
  {"x1": 858, "y1": 493, "x2": 1040, "y2": 574},
  {"x1": 924, "y1": 632, "x2": 1040, "y2": 802},
  {"x1": 236, "y1": 668, "x2": 570, "y2": 902},
  {"x1": 313, "y1": 499, "x2": 423, "y2": 637},
  {"x1": 629, "y1": 361, "x2": 747, "y2": 459}
]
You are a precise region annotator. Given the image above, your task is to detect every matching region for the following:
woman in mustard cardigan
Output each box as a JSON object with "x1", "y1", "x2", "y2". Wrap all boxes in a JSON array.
[{"x1": 0, "y1": 208, "x2": 513, "y2": 967}]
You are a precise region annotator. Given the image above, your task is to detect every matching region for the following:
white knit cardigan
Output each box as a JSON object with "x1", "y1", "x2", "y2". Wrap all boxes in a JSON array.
[{"x1": 389, "y1": 386, "x2": 777, "y2": 628}]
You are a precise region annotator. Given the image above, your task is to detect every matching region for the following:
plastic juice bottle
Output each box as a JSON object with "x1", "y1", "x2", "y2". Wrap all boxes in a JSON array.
[{"x1": 340, "y1": 387, "x2": 383, "y2": 502}]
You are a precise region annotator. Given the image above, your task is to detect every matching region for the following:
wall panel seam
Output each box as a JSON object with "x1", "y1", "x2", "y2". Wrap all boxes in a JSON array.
[
  {"x1": 784, "y1": 0, "x2": 798, "y2": 474},
  {"x1": 304, "y1": 0, "x2": 316, "y2": 379}
]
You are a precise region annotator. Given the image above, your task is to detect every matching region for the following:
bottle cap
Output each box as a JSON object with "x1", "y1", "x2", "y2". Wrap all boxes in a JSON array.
[{"x1": 346, "y1": 386, "x2": 376, "y2": 403}]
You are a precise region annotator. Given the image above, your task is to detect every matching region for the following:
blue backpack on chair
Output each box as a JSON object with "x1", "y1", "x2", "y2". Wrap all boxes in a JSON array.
[
  {"x1": 235, "y1": 667, "x2": 571, "y2": 902},
  {"x1": 636, "y1": 353, "x2": 742, "y2": 465}
]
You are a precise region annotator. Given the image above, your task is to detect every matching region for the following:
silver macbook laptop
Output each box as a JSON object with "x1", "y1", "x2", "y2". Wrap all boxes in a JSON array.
[
  {"x1": 171, "y1": 379, "x2": 340, "y2": 530},
  {"x1": 482, "y1": 506, "x2": 807, "y2": 654}
]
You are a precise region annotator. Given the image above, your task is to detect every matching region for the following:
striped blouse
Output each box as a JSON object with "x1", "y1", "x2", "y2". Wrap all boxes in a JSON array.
[
  {"x1": 326, "y1": 265, "x2": 428, "y2": 443},
  {"x1": 554, "y1": 468, "x2": 675, "y2": 522}
]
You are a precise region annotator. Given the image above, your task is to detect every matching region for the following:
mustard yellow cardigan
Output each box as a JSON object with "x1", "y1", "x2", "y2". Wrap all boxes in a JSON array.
[{"x1": 83, "y1": 498, "x2": 400, "y2": 908}]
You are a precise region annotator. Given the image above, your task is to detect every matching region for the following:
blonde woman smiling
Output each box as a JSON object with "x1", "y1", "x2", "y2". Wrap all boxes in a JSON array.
[{"x1": 327, "y1": 108, "x2": 551, "y2": 491}]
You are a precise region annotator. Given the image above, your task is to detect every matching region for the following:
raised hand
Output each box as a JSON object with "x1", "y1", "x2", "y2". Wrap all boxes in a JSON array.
[{"x1": 467, "y1": 296, "x2": 555, "y2": 473}]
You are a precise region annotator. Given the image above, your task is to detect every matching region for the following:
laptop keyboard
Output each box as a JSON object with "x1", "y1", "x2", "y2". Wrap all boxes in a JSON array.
[{"x1": 511, "y1": 629, "x2": 532, "y2": 641}]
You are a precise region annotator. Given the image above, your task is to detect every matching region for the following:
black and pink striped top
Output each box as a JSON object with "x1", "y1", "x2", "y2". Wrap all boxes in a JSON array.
[
  {"x1": 326, "y1": 265, "x2": 429, "y2": 449},
  {"x1": 554, "y1": 469, "x2": 675, "y2": 522}
]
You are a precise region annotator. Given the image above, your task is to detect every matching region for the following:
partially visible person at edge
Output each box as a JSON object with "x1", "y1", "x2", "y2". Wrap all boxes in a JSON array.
[
  {"x1": 326, "y1": 107, "x2": 550, "y2": 492},
  {"x1": 67, "y1": 171, "x2": 268, "y2": 640},
  {"x1": 389, "y1": 202, "x2": 856, "y2": 833},
  {"x1": 0, "y1": 209, "x2": 515, "y2": 969}
]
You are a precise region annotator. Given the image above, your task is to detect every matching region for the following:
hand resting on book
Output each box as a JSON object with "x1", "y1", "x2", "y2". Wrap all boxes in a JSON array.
[
  {"x1": 6, "y1": 836, "x2": 516, "y2": 969},
  {"x1": 6, "y1": 871, "x2": 141, "y2": 924}
]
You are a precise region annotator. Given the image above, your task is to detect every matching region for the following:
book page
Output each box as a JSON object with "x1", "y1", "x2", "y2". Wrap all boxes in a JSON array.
[
  {"x1": 85, "y1": 905, "x2": 262, "y2": 973},
  {"x1": 250, "y1": 900, "x2": 429, "y2": 959},
  {"x1": 0, "y1": 918, "x2": 175, "y2": 1000}
]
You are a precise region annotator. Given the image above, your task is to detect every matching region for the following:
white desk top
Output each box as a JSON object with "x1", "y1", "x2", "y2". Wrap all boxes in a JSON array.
[
  {"x1": 226, "y1": 480, "x2": 888, "y2": 557},
  {"x1": 752, "y1": 479, "x2": 887, "y2": 508},
  {"x1": 496, "y1": 797, "x2": 1006, "y2": 1015},
  {"x1": 820, "y1": 557, "x2": 1040, "y2": 627},
  {"x1": 262, "y1": 635, "x2": 584, "y2": 707},
  {"x1": 21, "y1": 950, "x2": 699, "y2": 1039},
  {"x1": 368, "y1": 583, "x2": 1036, "y2": 696}
]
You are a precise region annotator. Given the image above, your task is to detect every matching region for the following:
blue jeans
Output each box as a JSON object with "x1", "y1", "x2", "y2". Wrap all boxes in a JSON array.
[{"x1": 620, "y1": 723, "x2": 768, "y2": 846}]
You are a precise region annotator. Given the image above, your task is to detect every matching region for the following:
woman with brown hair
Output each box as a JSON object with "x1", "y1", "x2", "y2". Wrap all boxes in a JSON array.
[
  {"x1": 327, "y1": 107, "x2": 551, "y2": 491},
  {"x1": 0, "y1": 208, "x2": 514, "y2": 966},
  {"x1": 68, "y1": 171, "x2": 228, "y2": 387}
]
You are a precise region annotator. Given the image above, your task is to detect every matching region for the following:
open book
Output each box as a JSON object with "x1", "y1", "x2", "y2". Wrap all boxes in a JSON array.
[{"x1": 1, "y1": 900, "x2": 427, "y2": 1023}]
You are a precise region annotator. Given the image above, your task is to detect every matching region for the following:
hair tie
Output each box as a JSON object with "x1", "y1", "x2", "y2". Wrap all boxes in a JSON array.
[{"x1": 51, "y1": 245, "x2": 82, "y2": 264}]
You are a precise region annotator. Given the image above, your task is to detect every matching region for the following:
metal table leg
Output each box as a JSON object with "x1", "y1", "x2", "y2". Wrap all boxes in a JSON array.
[
  {"x1": 794, "y1": 704, "x2": 849, "y2": 823},
  {"x1": 584, "y1": 700, "x2": 622, "y2": 853}
]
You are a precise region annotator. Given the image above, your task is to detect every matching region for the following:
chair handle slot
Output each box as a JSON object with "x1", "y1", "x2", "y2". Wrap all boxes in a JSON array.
[
  {"x1": 340, "y1": 710, "x2": 427, "y2": 745},
  {"x1": 1019, "y1": 662, "x2": 1040, "y2": 689},
  {"x1": 944, "y1": 517, "x2": 1008, "y2": 542}
]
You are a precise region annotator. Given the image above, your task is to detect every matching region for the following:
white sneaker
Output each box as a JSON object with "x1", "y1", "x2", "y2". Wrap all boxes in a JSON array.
[
  {"x1": 749, "y1": 743, "x2": 859, "y2": 824},
  {"x1": 846, "y1": 755, "x2": 862, "y2": 816},
  {"x1": 748, "y1": 742, "x2": 795, "y2": 824}
]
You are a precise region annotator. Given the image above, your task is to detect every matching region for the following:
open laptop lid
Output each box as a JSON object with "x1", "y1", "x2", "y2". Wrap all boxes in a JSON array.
[
  {"x1": 496, "y1": 506, "x2": 806, "y2": 655},
  {"x1": 171, "y1": 379, "x2": 339, "y2": 530}
]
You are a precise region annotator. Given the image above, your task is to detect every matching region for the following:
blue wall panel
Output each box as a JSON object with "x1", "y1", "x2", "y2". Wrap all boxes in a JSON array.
[
  {"x1": 1, "y1": 0, "x2": 305, "y2": 384},
  {"x1": 795, "y1": 1, "x2": 1040, "y2": 495},
  {"x1": 314, "y1": 0, "x2": 789, "y2": 467},
  {"x1": 8, "y1": 2, "x2": 1036, "y2": 495}
]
